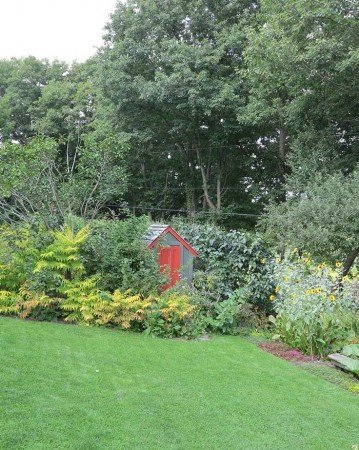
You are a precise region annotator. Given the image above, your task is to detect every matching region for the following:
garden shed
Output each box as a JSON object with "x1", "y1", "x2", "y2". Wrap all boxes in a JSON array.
[{"x1": 144, "y1": 224, "x2": 198, "y2": 290}]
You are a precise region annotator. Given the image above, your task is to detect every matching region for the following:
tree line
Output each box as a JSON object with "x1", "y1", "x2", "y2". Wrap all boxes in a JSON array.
[{"x1": 0, "y1": 0, "x2": 358, "y2": 267}]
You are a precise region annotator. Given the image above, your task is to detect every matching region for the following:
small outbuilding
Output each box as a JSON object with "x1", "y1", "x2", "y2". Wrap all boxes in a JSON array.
[{"x1": 144, "y1": 224, "x2": 198, "y2": 290}]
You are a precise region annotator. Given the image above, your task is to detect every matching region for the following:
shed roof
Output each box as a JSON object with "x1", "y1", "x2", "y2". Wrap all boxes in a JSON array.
[{"x1": 144, "y1": 224, "x2": 198, "y2": 257}]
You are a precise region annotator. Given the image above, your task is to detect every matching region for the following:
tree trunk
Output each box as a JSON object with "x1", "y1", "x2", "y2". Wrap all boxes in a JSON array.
[
  {"x1": 279, "y1": 127, "x2": 286, "y2": 163},
  {"x1": 342, "y1": 248, "x2": 359, "y2": 278},
  {"x1": 197, "y1": 148, "x2": 220, "y2": 214},
  {"x1": 336, "y1": 248, "x2": 359, "y2": 291},
  {"x1": 185, "y1": 183, "x2": 196, "y2": 218},
  {"x1": 278, "y1": 126, "x2": 288, "y2": 203},
  {"x1": 216, "y1": 176, "x2": 221, "y2": 212}
]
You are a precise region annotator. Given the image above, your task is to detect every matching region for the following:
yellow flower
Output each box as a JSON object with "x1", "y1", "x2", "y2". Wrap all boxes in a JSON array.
[
  {"x1": 342, "y1": 276, "x2": 348, "y2": 282},
  {"x1": 275, "y1": 286, "x2": 280, "y2": 293},
  {"x1": 328, "y1": 270, "x2": 337, "y2": 279},
  {"x1": 260, "y1": 258, "x2": 266, "y2": 264},
  {"x1": 335, "y1": 261, "x2": 342, "y2": 268},
  {"x1": 293, "y1": 247, "x2": 298, "y2": 253},
  {"x1": 269, "y1": 294, "x2": 275, "y2": 301},
  {"x1": 329, "y1": 294, "x2": 336, "y2": 302}
]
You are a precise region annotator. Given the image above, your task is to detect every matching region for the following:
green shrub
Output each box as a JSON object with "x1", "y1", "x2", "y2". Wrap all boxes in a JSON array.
[
  {"x1": 206, "y1": 290, "x2": 269, "y2": 335},
  {"x1": 57, "y1": 285, "x2": 205, "y2": 339},
  {"x1": 0, "y1": 220, "x2": 194, "y2": 338},
  {"x1": 60, "y1": 277, "x2": 112, "y2": 324},
  {"x1": 0, "y1": 290, "x2": 20, "y2": 315},
  {"x1": 271, "y1": 254, "x2": 359, "y2": 357},
  {"x1": 173, "y1": 221, "x2": 274, "y2": 312},
  {"x1": 144, "y1": 292, "x2": 206, "y2": 339},
  {"x1": 0, "y1": 222, "x2": 57, "y2": 319},
  {"x1": 208, "y1": 297, "x2": 242, "y2": 334},
  {"x1": 0, "y1": 222, "x2": 93, "y2": 321},
  {"x1": 0, "y1": 223, "x2": 49, "y2": 292},
  {"x1": 80, "y1": 216, "x2": 165, "y2": 295}
]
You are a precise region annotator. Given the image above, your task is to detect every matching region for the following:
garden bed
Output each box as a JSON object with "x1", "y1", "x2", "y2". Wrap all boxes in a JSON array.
[{"x1": 258, "y1": 341, "x2": 318, "y2": 363}]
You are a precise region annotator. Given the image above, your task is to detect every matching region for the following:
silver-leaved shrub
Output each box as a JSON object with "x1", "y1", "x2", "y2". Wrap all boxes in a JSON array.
[{"x1": 271, "y1": 252, "x2": 359, "y2": 357}]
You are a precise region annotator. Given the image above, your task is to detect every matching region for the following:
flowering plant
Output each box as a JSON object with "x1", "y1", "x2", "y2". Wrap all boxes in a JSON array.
[{"x1": 270, "y1": 252, "x2": 359, "y2": 357}]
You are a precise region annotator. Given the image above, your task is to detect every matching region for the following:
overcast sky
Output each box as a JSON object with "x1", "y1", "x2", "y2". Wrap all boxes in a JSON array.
[{"x1": 0, "y1": 0, "x2": 119, "y2": 63}]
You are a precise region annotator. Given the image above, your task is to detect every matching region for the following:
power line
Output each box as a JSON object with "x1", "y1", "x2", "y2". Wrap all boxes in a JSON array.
[
  {"x1": 130, "y1": 134, "x2": 359, "y2": 155},
  {"x1": 114, "y1": 205, "x2": 261, "y2": 217},
  {"x1": 134, "y1": 185, "x2": 253, "y2": 191},
  {"x1": 132, "y1": 143, "x2": 269, "y2": 154}
]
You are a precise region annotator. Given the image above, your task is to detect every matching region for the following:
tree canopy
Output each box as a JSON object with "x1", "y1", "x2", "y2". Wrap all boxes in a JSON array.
[{"x1": 0, "y1": 0, "x2": 357, "y2": 266}]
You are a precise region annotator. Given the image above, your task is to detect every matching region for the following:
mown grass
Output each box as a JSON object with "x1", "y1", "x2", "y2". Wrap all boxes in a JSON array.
[
  {"x1": 0, "y1": 317, "x2": 358, "y2": 449},
  {"x1": 300, "y1": 361, "x2": 359, "y2": 392}
]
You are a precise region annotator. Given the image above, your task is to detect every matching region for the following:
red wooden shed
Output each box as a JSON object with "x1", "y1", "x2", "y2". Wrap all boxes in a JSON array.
[{"x1": 144, "y1": 224, "x2": 198, "y2": 290}]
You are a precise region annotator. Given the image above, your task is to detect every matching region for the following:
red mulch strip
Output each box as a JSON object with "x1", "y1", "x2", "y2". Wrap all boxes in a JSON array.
[{"x1": 259, "y1": 341, "x2": 318, "y2": 363}]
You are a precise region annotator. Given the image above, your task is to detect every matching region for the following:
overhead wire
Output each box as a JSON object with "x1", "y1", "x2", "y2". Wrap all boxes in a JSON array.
[{"x1": 113, "y1": 205, "x2": 261, "y2": 217}]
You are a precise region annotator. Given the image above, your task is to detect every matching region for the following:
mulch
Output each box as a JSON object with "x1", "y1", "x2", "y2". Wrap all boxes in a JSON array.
[{"x1": 258, "y1": 341, "x2": 319, "y2": 363}]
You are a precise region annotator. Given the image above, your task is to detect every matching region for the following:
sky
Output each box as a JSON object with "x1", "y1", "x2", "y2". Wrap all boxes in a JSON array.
[{"x1": 0, "y1": 0, "x2": 119, "y2": 63}]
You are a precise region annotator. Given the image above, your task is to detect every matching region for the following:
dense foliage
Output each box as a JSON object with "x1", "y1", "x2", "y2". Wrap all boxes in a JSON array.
[
  {"x1": 99, "y1": 0, "x2": 262, "y2": 224},
  {"x1": 0, "y1": 218, "x2": 276, "y2": 338},
  {"x1": 80, "y1": 216, "x2": 164, "y2": 295},
  {"x1": 0, "y1": 1, "x2": 357, "y2": 234},
  {"x1": 174, "y1": 221, "x2": 274, "y2": 310},
  {"x1": 0, "y1": 1, "x2": 358, "y2": 350},
  {"x1": 263, "y1": 171, "x2": 359, "y2": 277},
  {"x1": 0, "y1": 220, "x2": 205, "y2": 338},
  {"x1": 270, "y1": 253, "x2": 359, "y2": 356}
]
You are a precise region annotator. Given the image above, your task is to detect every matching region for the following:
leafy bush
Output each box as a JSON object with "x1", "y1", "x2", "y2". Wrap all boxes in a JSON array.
[
  {"x1": 0, "y1": 222, "x2": 60, "y2": 320},
  {"x1": 208, "y1": 296, "x2": 245, "y2": 334},
  {"x1": 143, "y1": 293, "x2": 205, "y2": 339},
  {"x1": 0, "y1": 221, "x2": 203, "y2": 339},
  {"x1": 0, "y1": 290, "x2": 21, "y2": 315},
  {"x1": 60, "y1": 277, "x2": 111, "y2": 324},
  {"x1": 0, "y1": 222, "x2": 49, "y2": 292},
  {"x1": 80, "y1": 216, "x2": 165, "y2": 295},
  {"x1": 17, "y1": 286, "x2": 61, "y2": 321},
  {"x1": 271, "y1": 254, "x2": 359, "y2": 357},
  {"x1": 35, "y1": 225, "x2": 88, "y2": 279},
  {"x1": 206, "y1": 290, "x2": 268, "y2": 335},
  {"x1": 59, "y1": 286, "x2": 205, "y2": 339},
  {"x1": 173, "y1": 221, "x2": 274, "y2": 311}
]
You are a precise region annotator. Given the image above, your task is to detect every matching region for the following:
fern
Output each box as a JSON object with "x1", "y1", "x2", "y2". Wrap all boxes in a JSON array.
[
  {"x1": 60, "y1": 277, "x2": 112, "y2": 324},
  {"x1": 35, "y1": 225, "x2": 89, "y2": 282},
  {"x1": 0, "y1": 290, "x2": 20, "y2": 315},
  {"x1": 17, "y1": 285, "x2": 60, "y2": 319},
  {"x1": 109, "y1": 290, "x2": 152, "y2": 329}
]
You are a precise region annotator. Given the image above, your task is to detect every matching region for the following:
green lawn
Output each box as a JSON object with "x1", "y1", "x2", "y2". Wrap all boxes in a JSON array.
[{"x1": 0, "y1": 318, "x2": 358, "y2": 449}]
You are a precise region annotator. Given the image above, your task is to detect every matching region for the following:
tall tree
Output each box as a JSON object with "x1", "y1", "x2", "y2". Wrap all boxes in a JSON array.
[
  {"x1": 0, "y1": 57, "x2": 67, "y2": 143},
  {"x1": 99, "y1": 0, "x2": 261, "y2": 220},
  {"x1": 0, "y1": 58, "x2": 129, "y2": 224},
  {"x1": 0, "y1": 135, "x2": 128, "y2": 225},
  {"x1": 242, "y1": 0, "x2": 359, "y2": 199}
]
